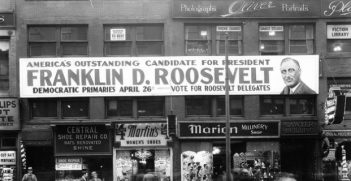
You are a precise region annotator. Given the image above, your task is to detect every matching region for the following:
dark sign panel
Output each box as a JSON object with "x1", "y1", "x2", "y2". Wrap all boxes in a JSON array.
[
  {"x1": 0, "y1": 12, "x2": 15, "y2": 27},
  {"x1": 321, "y1": 0, "x2": 351, "y2": 18},
  {"x1": 179, "y1": 121, "x2": 279, "y2": 138},
  {"x1": 281, "y1": 120, "x2": 319, "y2": 136},
  {"x1": 173, "y1": 0, "x2": 320, "y2": 18},
  {"x1": 55, "y1": 125, "x2": 111, "y2": 155},
  {"x1": 323, "y1": 130, "x2": 351, "y2": 137}
]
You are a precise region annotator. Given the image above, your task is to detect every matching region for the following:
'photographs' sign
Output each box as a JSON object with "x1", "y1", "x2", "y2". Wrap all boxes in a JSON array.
[
  {"x1": 327, "y1": 25, "x2": 351, "y2": 39},
  {"x1": 0, "y1": 99, "x2": 19, "y2": 130},
  {"x1": 115, "y1": 123, "x2": 168, "y2": 147},
  {"x1": 55, "y1": 125, "x2": 111, "y2": 155},
  {"x1": 0, "y1": 151, "x2": 16, "y2": 165},
  {"x1": 20, "y1": 55, "x2": 319, "y2": 97},
  {"x1": 179, "y1": 121, "x2": 280, "y2": 138},
  {"x1": 55, "y1": 157, "x2": 82, "y2": 170}
]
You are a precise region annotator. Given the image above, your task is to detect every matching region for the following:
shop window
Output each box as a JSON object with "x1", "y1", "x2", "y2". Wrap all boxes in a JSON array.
[
  {"x1": 186, "y1": 96, "x2": 243, "y2": 116},
  {"x1": 261, "y1": 95, "x2": 315, "y2": 116},
  {"x1": 185, "y1": 25, "x2": 242, "y2": 56},
  {"x1": 30, "y1": 98, "x2": 89, "y2": 118},
  {"x1": 106, "y1": 97, "x2": 165, "y2": 117},
  {"x1": 259, "y1": 25, "x2": 314, "y2": 55},
  {"x1": 1, "y1": 137, "x2": 16, "y2": 148},
  {"x1": 0, "y1": 38, "x2": 9, "y2": 91},
  {"x1": 104, "y1": 25, "x2": 164, "y2": 56},
  {"x1": 115, "y1": 149, "x2": 171, "y2": 181},
  {"x1": 28, "y1": 25, "x2": 88, "y2": 57},
  {"x1": 327, "y1": 24, "x2": 351, "y2": 54}
]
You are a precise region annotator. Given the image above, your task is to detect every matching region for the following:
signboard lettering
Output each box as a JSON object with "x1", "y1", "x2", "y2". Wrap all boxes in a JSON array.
[
  {"x1": 115, "y1": 123, "x2": 168, "y2": 147},
  {"x1": 179, "y1": 121, "x2": 279, "y2": 138},
  {"x1": 55, "y1": 157, "x2": 82, "y2": 170},
  {"x1": 110, "y1": 29, "x2": 126, "y2": 41},
  {"x1": 323, "y1": 130, "x2": 351, "y2": 137},
  {"x1": 55, "y1": 125, "x2": 111, "y2": 155},
  {"x1": 0, "y1": 99, "x2": 19, "y2": 130},
  {"x1": 281, "y1": 120, "x2": 319, "y2": 136},
  {"x1": 327, "y1": 25, "x2": 351, "y2": 39},
  {"x1": 20, "y1": 55, "x2": 319, "y2": 97},
  {"x1": 323, "y1": 0, "x2": 351, "y2": 17},
  {"x1": 0, "y1": 151, "x2": 16, "y2": 165},
  {"x1": 0, "y1": 13, "x2": 15, "y2": 27}
]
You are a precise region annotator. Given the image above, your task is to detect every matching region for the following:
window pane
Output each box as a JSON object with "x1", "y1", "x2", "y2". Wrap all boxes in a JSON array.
[
  {"x1": 217, "y1": 96, "x2": 243, "y2": 115},
  {"x1": 28, "y1": 27, "x2": 57, "y2": 41},
  {"x1": 290, "y1": 97, "x2": 315, "y2": 115},
  {"x1": 105, "y1": 26, "x2": 131, "y2": 41},
  {"x1": 186, "y1": 96, "x2": 211, "y2": 116},
  {"x1": 2, "y1": 137, "x2": 16, "y2": 147},
  {"x1": 259, "y1": 29, "x2": 284, "y2": 40},
  {"x1": 0, "y1": 40, "x2": 9, "y2": 91},
  {"x1": 61, "y1": 27, "x2": 87, "y2": 41},
  {"x1": 290, "y1": 40, "x2": 307, "y2": 54},
  {"x1": 105, "y1": 42, "x2": 132, "y2": 56},
  {"x1": 185, "y1": 41, "x2": 210, "y2": 55},
  {"x1": 261, "y1": 96, "x2": 284, "y2": 115},
  {"x1": 32, "y1": 99, "x2": 57, "y2": 117},
  {"x1": 328, "y1": 40, "x2": 351, "y2": 53},
  {"x1": 136, "y1": 26, "x2": 163, "y2": 40},
  {"x1": 217, "y1": 40, "x2": 240, "y2": 55},
  {"x1": 62, "y1": 99, "x2": 88, "y2": 117},
  {"x1": 61, "y1": 43, "x2": 88, "y2": 56},
  {"x1": 137, "y1": 97, "x2": 164, "y2": 116},
  {"x1": 216, "y1": 30, "x2": 242, "y2": 40},
  {"x1": 107, "y1": 99, "x2": 133, "y2": 117},
  {"x1": 290, "y1": 25, "x2": 306, "y2": 39},
  {"x1": 136, "y1": 41, "x2": 163, "y2": 55},
  {"x1": 259, "y1": 40, "x2": 284, "y2": 55},
  {"x1": 29, "y1": 43, "x2": 56, "y2": 57},
  {"x1": 185, "y1": 26, "x2": 210, "y2": 40}
]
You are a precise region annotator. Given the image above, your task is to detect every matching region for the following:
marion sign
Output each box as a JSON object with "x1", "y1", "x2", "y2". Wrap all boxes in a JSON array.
[{"x1": 19, "y1": 55, "x2": 319, "y2": 97}]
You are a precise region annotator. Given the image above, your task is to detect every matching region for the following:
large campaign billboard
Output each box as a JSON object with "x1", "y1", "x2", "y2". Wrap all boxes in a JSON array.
[{"x1": 19, "y1": 55, "x2": 319, "y2": 97}]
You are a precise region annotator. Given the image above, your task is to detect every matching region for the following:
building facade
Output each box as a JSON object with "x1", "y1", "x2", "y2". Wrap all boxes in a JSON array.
[{"x1": 10, "y1": 0, "x2": 351, "y2": 181}]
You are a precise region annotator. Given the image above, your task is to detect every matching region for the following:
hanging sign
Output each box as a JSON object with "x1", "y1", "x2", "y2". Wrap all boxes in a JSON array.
[
  {"x1": 0, "y1": 99, "x2": 19, "y2": 130},
  {"x1": 110, "y1": 28, "x2": 126, "y2": 41},
  {"x1": 55, "y1": 157, "x2": 82, "y2": 170},
  {"x1": 0, "y1": 151, "x2": 16, "y2": 165},
  {"x1": 115, "y1": 123, "x2": 168, "y2": 147}
]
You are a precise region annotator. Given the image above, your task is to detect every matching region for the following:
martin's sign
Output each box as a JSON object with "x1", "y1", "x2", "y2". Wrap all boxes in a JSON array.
[
  {"x1": 179, "y1": 121, "x2": 280, "y2": 138},
  {"x1": 115, "y1": 123, "x2": 168, "y2": 147}
]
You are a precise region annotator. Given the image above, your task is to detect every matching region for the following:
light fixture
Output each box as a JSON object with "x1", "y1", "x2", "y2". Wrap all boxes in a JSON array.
[
  {"x1": 333, "y1": 45, "x2": 342, "y2": 52},
  {"x1": 269, "y1": 31, "x2": 275, "y2": 36},
  {"x1": 200, "y1": 30, "x2": 208, "y2": 37},
  {"x1": 260, "y1": 44, "x2": 265, "y2": 50},
  {"x1": 135, "y1": 149, "x2": 152, "y2": 164},
  {"x1": 212, "y1": 146, "x2": 221, "y2": 155}
]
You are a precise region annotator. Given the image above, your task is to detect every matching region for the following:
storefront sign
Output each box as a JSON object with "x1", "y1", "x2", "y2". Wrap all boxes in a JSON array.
[
  {"x1": 55, "y1": 157, "x2": 82, "y2": 170},
  {"x1": 115, "y1": 123, "x2": 168, "y2": 147},
  {"x1": 173, "y1": 0, "x2": 320, "y2": 18},
  {"x1": 322, "y1": 0, "x2": 351, "y2": 17},
  {"x1": 323, "y1": 130, "x2": 351, "y2": 137},
  {"x1": 55, "y1": 125, "x2": 111, "y2": 155},
  {"x1": 281, "y1": 120, "x2": 319, "y2": 136},
  {"x1": 0, "y1": 151, "x2": 16, "y2": 165},
  {"x1": 0, "y1": 99, "x2": 19, "y2": 130},
  {"x1": 179, "y1": 121, "x2": 280, "y2": 138},
  {"x1": 327, "y1": 25, "x2": 351, "y2": 39},
  {"x1": 0, "y1": 12, "x2": 15, "y2": 27},
  {"x1": 19, "y1": 55, "x2": 319, "y2": 97}
]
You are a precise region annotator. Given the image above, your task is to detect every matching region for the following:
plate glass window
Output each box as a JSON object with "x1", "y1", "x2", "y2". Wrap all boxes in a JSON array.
[{"x1": 0, "y1": 38, "x2": 9, "y2": 90}]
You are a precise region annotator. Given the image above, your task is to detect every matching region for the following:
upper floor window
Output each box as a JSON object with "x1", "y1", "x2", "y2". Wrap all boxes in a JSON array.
[
  {"x1": 327, "y1": 24, "x2": 351, "y2": 54},
  {"x1": 104, "y1": 25, "x2": 164, "y2": 56},
  {"x1": 28, "y1": 25, "x2": 88, "y2": 57},
  {"x1": 31, "y1": 98, "x2": 89, "y2": 118},
  {"x1": 106, "y1": 97, "x2": 165, "y2": 117},
  {"x1": 261, "y1": 95, "x2": 315, "y2": 116},
  {"x1": 185, "y1": 96, "x2": 243, "y2": 116},
  {"x1": 0, "y1": 37, "x2": 9, "y2": 91},
  {"x1": 185, "y1": 25, "x2": 242, "y2": 56},
  {"x1": 259, "y1": 24, "x2": 314, "y2": 55}
]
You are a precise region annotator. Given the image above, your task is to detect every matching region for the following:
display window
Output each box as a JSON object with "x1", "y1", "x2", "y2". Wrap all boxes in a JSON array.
[
  {"x1": 181, "y1": 141, "x2": 280, "y2": 181},
  {"x1": 55, "y1": 156, "x2": 112, "y2": 181},
  {"x1": 0, "y1": 151, "x2": 16, "y2": 181},
  {"x1": 113, "y1": 148, "x2": 171, "y2": 181}
]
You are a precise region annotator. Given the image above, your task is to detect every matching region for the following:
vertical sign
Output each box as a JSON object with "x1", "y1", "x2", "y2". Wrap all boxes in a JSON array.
[{"x1": 0, "y1": 99, "x2": 19, "y2": 130}]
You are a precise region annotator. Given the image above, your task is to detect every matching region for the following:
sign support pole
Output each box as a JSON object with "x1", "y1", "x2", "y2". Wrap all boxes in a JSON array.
[{"x1": 225, "y1": 32, "x2": 231, "y2": 181}]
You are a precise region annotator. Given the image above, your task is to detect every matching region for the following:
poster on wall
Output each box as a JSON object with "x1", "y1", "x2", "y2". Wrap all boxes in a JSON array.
[
  {"x1": 19, "y1": 55, "x2": 319, "y2": 97},
  {"x1": 0, "y1": 151, "x2": 16, "y2": 181},
  {"x1": 0, "y1": 99, "x2": 19, "y2": 130},
  {"x1": 181, "y1": 151, "x2": 213, "y2": 181}
]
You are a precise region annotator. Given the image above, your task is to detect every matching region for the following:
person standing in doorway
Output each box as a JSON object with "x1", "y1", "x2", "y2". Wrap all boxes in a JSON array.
[
  {"x1": 22, "y1": 167, "x2": 38, "y2": 181},
  {"x1": 89, "y1": 171, "x2": 102, "y2": 181}
]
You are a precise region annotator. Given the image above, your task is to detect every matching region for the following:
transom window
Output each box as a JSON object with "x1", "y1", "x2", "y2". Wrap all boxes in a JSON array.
[
  {"x1": 28, "y1": 25, "x2": 88, "y2": 57},
  {"x1": 0, "y1": 37, "x2": 9, "y2": 91},
  {"x1": 261, "y1": 95, "x2": 315, "y2": 116},
  {"x1": 185, "y1": 25, "x2": 242, "y2": 56},
  {"x1": 104, "y1": 25, "x2": 164, "y2": 56},
  {"x1": 259, "y1": 24, "x2": 314, "y2": 55}
]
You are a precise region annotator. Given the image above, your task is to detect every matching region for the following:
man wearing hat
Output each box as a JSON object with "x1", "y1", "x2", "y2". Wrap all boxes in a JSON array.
[{"x1": 22, "y1": 167, "x2": 38, "y2": 181}]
